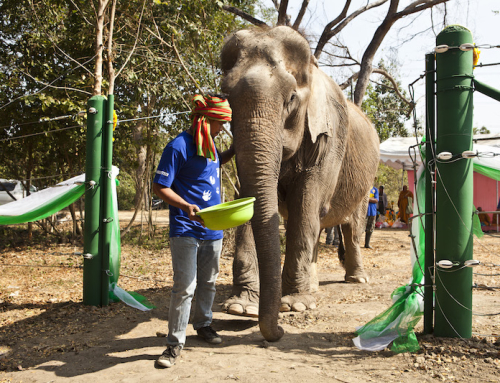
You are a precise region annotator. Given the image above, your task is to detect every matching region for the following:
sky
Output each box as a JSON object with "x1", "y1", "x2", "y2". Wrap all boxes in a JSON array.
[{"x1": 260, "y1": 0, "x2": 500, "y2": 134}]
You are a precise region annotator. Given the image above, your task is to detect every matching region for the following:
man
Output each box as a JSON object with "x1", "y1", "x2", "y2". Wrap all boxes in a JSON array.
[
  {"x1": 153, "y1": 94, "x2": 234, "y2": 368},
  {"x1": 325, "y1": 226, "x2": 340, "y2": 246},
  {"x1": 365, "y1": 182, "x2": 379, "y2": 249},
  {"x1": 377, "y1": 185, "x2": 388, "y2": 219}
]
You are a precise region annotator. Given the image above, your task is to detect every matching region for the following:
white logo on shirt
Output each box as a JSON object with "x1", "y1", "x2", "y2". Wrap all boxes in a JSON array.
[
  {"x1": 210, "y1": 176, "x2": 215, "y2": 185},
  {"x1": 216, "y1": 187, "x2": 220, "y2": 195},
  {"x1": 202, "y1": 190, "x2": 212, "y2": 201},
  {"x1": 217, "y1": 168, "x2": 220, "y2": 178},
  {"x1": 156, "y1": 170, "x2": 169, "y2": 177}
]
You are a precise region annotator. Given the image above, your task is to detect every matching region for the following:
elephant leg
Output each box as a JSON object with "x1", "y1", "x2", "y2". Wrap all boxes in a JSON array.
[
  {"x1": 341, "y1": 207, "x2": 369, "y2": 283},
  {"x1": 222, "y1": 223, "x2": 260, "y2": 317},
  {"x1": 279, "y1": 209, "x2": 319, "y2": 313}
]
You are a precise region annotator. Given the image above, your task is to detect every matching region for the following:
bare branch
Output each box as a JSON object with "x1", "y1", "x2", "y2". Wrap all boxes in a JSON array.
[
  {"x1": 54, "y1": 46, "x2": 94, "y2": 77},
  {"x1": 222, "y1": 5, "x2": 269, "y2": 27},
  {"x1": 21, "y1": 71, "x2": 92, "y2": 96},
  {"x1": 221, "y1": 165, "x2": 240, "y2": 198},
  {"x1": 92, "y1": 0, "x2": 110, "y2": 96},
  {"x1": 353, "y1": 0, "x2": 450, "y2": 105},
  {"x1": 171, "y1": 36, "x2": 204, "y2": 96},
  {"x1": 107, "y1": 0, "x2": 117, "y2": 95},
  {"x1": 115, "y1": 0, "x2": 146, "y2": 79},
  {"x1": 338, "y1": 68, "x2": 414, "y2": 114},
  {"x1": 145, "y1": 24, "x2": 172, "y2": 49},
  {"x1": 371, "y1": 68, "x2": 414, "y2": 107},
  {"x1": 292, "y1": 0, "x2": 310, "y2": 29},
  {"x1": 277, "y1": 0, "x2": 290, "y2": 26},
  {"x1": 395, "y1": 0, "x2": 449, "y2": 19},
  {"x1": 338, "y1": 72, "x2": 359, "y2": 90},
  {"x1": 68, "y1": 0, "x2": 93, "y2": 26},
  {"x1": 314, "y1": 0, "x2": 388, "y2": 58},
  {"x1": 28, "y1": 1, "x2": 94, "y2": 77}
]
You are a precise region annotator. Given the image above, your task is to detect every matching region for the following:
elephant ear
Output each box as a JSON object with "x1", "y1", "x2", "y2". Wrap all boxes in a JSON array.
[{"x1": 306, "y1": 65, "x2": 347, "y2": 144}]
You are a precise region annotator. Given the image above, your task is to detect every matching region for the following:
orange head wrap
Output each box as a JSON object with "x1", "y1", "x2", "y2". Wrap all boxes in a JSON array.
[{"x1": 191, "y1": 94, "x2": 232, "y2": 160}]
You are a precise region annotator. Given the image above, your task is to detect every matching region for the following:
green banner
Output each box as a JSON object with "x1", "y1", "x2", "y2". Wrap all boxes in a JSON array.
[{"x1": 0, "y1": 185, "x2": 85, "y2": 225}]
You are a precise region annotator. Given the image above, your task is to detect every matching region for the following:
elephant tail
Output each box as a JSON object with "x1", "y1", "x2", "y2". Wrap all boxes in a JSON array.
[{"x1": 337, "y1": 226, "x2": 345, "y2": 265}]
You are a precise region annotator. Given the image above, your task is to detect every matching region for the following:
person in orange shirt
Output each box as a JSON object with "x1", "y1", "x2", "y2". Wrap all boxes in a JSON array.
[{"x1": 397, "y1": 185, "x2": 413, "y2": 224}]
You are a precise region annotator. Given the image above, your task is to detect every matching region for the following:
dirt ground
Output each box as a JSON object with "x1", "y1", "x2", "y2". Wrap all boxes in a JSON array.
[{"x1": 1, "y1": 211, "x2": 500, "y2": 382}]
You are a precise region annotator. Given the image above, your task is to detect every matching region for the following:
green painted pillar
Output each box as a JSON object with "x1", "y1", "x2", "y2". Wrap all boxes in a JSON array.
[
  {"x1": 424, "y1": 53, "x2": 436, "y2": 335},
  {"x1": 98, "y1": 94, "x2": 115, "y2": 306},
  {"x1": 83, "y1": 96, "x2": 105, "y2": 306},
  {"x1": 435, "y1": 25, "x2": 474, "y2": 338}
]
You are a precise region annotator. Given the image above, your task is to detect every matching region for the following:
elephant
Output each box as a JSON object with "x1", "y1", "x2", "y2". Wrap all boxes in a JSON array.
[{"x1": 220, "y1": 26, "x2": 379, "y2": 342}]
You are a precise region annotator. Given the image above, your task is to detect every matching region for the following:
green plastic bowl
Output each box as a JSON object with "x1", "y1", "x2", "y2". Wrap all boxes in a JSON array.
[{"x1": 196, "y1": 197, "x2": 256, "y2": 230}]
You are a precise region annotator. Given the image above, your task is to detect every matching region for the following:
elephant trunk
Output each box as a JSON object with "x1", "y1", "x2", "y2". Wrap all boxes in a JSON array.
[{"x1": 234, "y1": 119, "x2": 284, "y2": 342}]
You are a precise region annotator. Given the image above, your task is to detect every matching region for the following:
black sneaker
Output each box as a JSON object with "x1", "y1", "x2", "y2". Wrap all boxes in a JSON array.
[
  {"x1": 196, "y1": 326, "x2": 222, "y2": 344},
  {"x1": 156, "y1": 345, "x2": 181, "y2": 368}
]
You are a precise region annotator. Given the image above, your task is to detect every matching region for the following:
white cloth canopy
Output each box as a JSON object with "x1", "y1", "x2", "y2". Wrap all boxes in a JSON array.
[
  {"x1": 379, "y1": 135, "x2": 500, "y2": 173},
  {"x1": 0, "y1": 174, "x2": 85, "y2": 216},
  {"x1": 379, "y1": 137, "x2": 422, "y2": 170}
]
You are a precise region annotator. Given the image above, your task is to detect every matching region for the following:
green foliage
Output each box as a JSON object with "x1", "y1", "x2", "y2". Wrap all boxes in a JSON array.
[
  {"x1": 473, "y1": 126, "x2": 490, "y2": 135},
  {"x1": 121, "y1": 225, "x2": 170, "y2": 250},
  {"x1": 0, "y1": 0, "x2": 252, "y2": 205},
  {"x1": 116, "y1": 171, "x2": 136, "y2": 210},
  {"x1": 361, "y1": 60, "x2": 411, "y2": 142}
]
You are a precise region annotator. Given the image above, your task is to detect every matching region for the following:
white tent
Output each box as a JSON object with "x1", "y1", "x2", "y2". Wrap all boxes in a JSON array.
[
  {"x1": 379, "y1": 137, "x2": 422, "y2": 170},
  {"x1": 379, "y1": 135, "x2": 500, "y2": 175}
]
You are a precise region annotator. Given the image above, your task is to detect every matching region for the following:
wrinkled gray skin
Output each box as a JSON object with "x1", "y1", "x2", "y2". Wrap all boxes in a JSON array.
[{"x1": 220, "y1": 26, "x2": 379, "y2": 342}]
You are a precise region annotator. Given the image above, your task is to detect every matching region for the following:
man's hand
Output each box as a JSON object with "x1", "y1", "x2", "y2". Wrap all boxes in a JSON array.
[
  {"x1": 153, "y1": 183, "x2": 206, "y2": 226},
  {"x1": 187, "y1": 204, "x2": 205, "y2": 226}
]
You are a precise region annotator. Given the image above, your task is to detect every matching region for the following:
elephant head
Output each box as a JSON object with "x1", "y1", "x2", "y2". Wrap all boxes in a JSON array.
[{"x1": 221, "y1": 26, "x2": 349, "y2": 341}]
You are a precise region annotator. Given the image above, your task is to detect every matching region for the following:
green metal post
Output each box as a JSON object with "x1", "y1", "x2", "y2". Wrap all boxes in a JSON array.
[
  {"x1": 98, "y1": 94, "x2": 115, "y2": 306},
  {"x1": 473, "y1": 79, "x2": 500, "y2": 102},
  {"x1": 83, "y1": 96, "x2": 105, "y2": 306},
  {"x1": 424, "y1": 53, "x2": 436, "y2": 334},
  {"x1": 435, "y1": 25, "x2": 474, "y2": 338}
]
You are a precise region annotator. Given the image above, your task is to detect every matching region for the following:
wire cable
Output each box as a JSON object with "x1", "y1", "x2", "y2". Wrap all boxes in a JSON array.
[
  {"x1": 0, "y1": 124, "x2": 84, "y2": 142},
  {"x1": 0, "y1": 53, "x2": 98, "y2": 112},
  {"x1": 0, "y1": 112, "x2": 85, "y2": 130}
]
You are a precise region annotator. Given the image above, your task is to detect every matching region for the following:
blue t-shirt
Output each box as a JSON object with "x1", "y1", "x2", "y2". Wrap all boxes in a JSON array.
[
  {"x1": 153, "y1": 131, "x2": 223, "y2": 240},
  {"x1": 367, "y1": 186, "x2": 379, "y2": 217}
]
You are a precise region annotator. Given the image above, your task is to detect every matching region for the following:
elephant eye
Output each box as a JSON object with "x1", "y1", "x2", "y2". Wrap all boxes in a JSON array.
[{"x1": 289, "y1": 93, "x2": 296, "y2": 103}]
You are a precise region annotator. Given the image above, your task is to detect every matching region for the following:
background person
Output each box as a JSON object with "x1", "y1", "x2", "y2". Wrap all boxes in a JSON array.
[
  {"x1": 397, "y1": 185, "x2": 413, "y2": 224},
  {"x1": 325, "y1": 226, "x2": 340, "y2": 246},
  {"x1": 153, "y1": 94, "x2": 234, "y2": 369},
  {"x1": 478, "y1": 206, "x2": 491, "y2": 229},
  {"x1": 365, "y1": 183, "x2": 379, "y2": 249},
  {"x1": 377, "y1": 185, "x2": 388, "y2": 220}
]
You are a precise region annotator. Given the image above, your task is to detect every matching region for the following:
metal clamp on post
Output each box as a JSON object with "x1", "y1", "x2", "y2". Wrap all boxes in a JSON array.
[
  {"x1": 103, "y1": 217, "x2": 114, "y2": 223},
  {"x1": 82, "y1": 253, "x2": 94, "y2": 260},
  {"x1": 88, "y1": 107, "x2": 98, "y2": 114}
]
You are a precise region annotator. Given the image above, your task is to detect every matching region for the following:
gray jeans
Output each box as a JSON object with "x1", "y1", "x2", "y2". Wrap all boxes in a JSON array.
[
  {"x1": 167, "y1": 236, "x2": 222, "y2": 348},
  {"x1": 365, "y1": 215, "x2": 376, "y2": 233}
]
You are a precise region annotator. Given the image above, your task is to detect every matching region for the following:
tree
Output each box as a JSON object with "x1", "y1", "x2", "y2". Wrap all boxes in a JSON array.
[
  {"x1": 0, "y1": 0, "x2": 253, "y2": 237},
  {"x1": 223, "y1": 0, "x2": 452, "y2": 107},
  {"x1": 361, "y1": 60, "x2": 411, "y2": 142},
  {"x1": 473, "y1": 126, "x2": 490, "y2": 135}
]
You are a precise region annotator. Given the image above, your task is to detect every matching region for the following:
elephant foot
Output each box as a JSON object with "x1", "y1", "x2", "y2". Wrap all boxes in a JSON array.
[
  {"x1": 345, "y1": 272, "x2": 369, "y2": 283},
  {"x1": 280, "y1": 294, "x2": 316, "y2": 312},
  {"x1": 222, "y1": 295, "x2": 259, "y2": 317}
]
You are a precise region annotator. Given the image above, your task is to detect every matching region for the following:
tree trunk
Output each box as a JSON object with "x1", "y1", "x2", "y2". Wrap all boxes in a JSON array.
[{"x1": 92, "y1": 0, "x2": 110, "y2": 96}]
